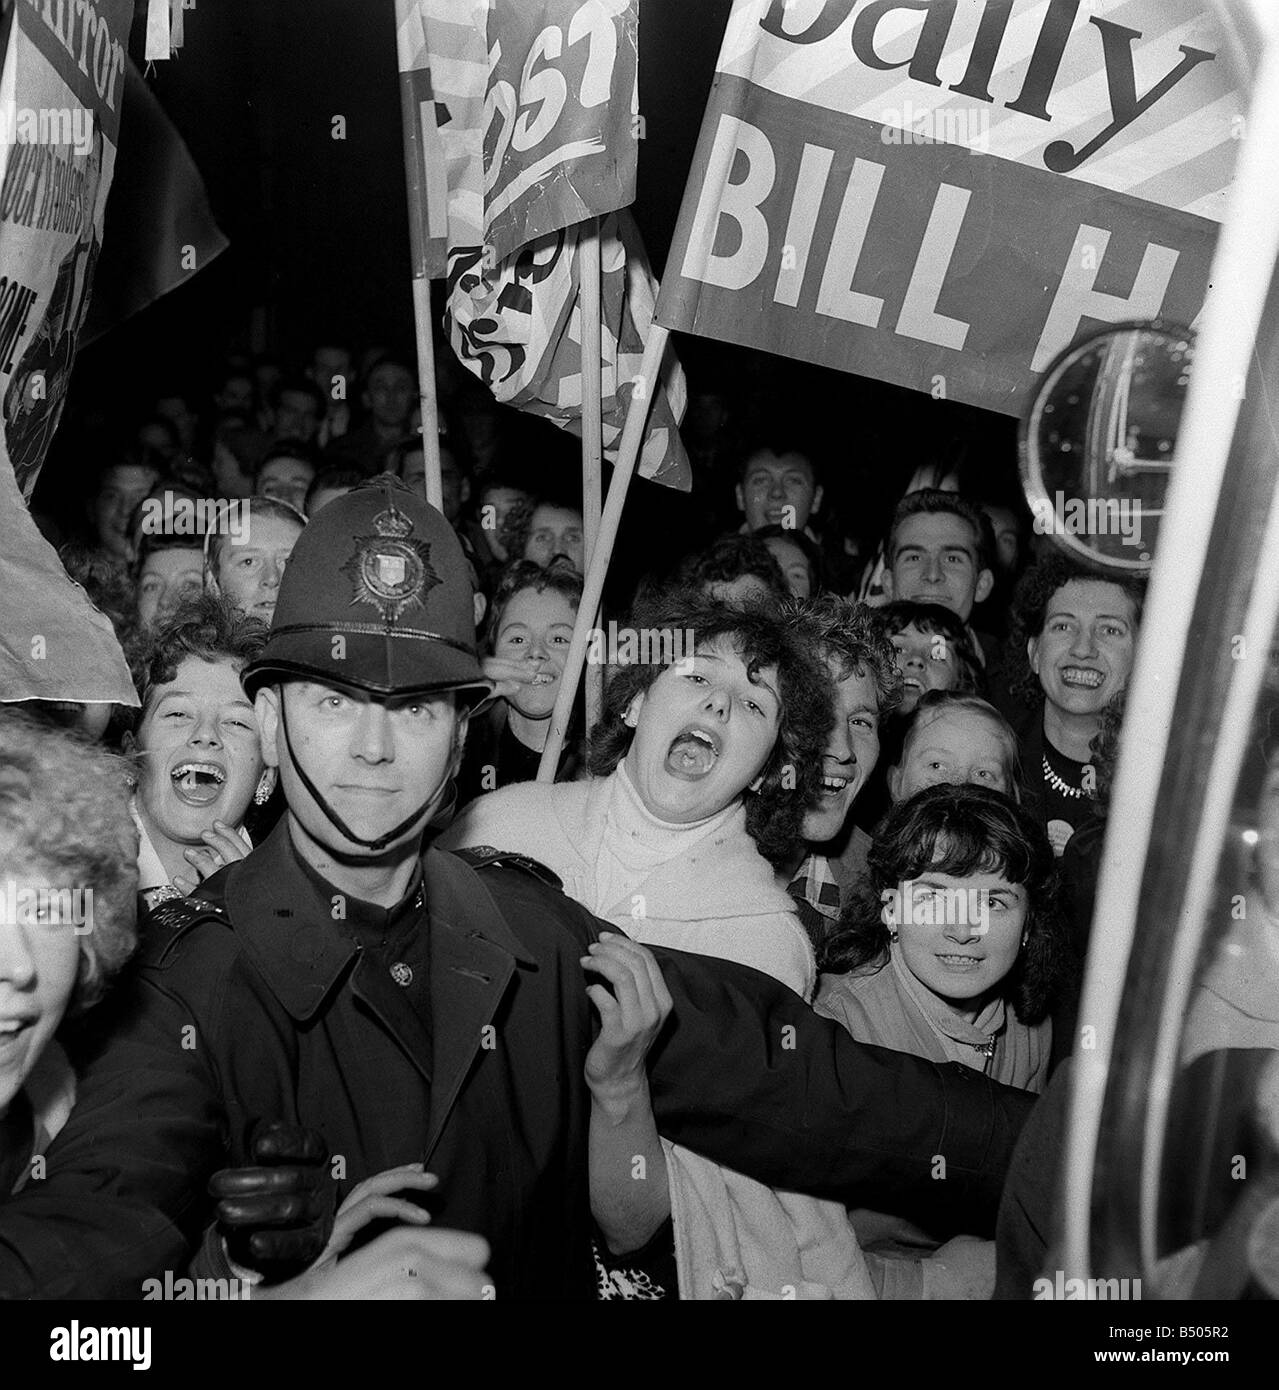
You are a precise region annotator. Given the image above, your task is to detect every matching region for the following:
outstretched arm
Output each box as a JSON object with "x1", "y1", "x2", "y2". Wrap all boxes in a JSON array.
[{"x1": 643, "y1": 944, "x2": 1036, "y2": 1240}]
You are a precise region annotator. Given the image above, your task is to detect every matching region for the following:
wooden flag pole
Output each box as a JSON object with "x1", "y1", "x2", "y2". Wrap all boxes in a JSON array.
[
  {"x1": 537, "y1": 323, "x2": 670, "y2": 783},
  {"x1": 580, "y1": 219, "x2": 605, "y2": 733},
  {"x1": 399, "y1": 31, "x2": 443, "y2": 517},
  {"x1": 410, "y1": 276, "x2": 444, "y2": 513}
]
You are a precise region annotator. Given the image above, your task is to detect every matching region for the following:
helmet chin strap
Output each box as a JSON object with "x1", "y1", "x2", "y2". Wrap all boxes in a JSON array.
[{"x1": 277, "y1": 692, "x2": 453, "y2": 854}]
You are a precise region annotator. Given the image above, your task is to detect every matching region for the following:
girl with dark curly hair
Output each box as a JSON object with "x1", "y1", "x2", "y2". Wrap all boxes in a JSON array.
[
  {"x1": 1001, "y1": 555, "x2": 1143, "y2": 857},
  {"x1": 814, "y1": 783, "x2": 1068, "y2": 1296},
  {"x1": 441, "y1": 595, "x2": 895, "y2": 1300},
  {"x1": 817, "y1": 783, "x2": 1069, "y2": 1090}
]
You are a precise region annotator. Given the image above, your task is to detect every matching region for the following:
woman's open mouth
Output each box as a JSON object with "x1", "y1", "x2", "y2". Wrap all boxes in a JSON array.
[
  {"x1": 665, "y1": 725, "x2": 720, "y2": 780},
  {"x1": 170, "y1": 760, "x2": 227, "y2": 807},
  {"x1": 1059, "y1": 666, "x2": 1104, "y2": 690}
]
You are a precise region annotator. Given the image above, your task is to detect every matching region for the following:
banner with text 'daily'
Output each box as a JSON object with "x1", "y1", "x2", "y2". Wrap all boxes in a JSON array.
[{"x1": 656, "y1": 0, "x2": 1242, "y2": 416}]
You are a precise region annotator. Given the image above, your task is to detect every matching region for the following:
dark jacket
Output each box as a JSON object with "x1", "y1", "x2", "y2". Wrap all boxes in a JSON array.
[{"x1": 0, "y1": 819, "x2": 1034, "y2": 1299}]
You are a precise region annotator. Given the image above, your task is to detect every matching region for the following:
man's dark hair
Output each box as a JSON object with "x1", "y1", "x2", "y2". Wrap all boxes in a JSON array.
[
  {"x1": 780, "y1": 593, "x2": 903, "y2": 717},
  {"x1": 255, "y1": 439, "x2": 321, "y2": 482},
  {"x1": 587, "y1": 594, "x2": 833, "y2": 868},
  {"x1": 875, "y1": 600, "x2": 983, "y2": 695},
  {"x1": 129, "y1": 485, "x2": 206, "y2": 579},
  {"x1": 733, "y1": 434, "x2": 823, "y2": 484},
  {"x1": 753, "y1": 524, "x2": 827, "y2": 594},
  {"x1": 129, "y1": 593, "x2": 269, "y2": 728},
  {"x1": 1004, "y1": 555, "x2": 1146, "y2": 707},
  {"x1": 304, "y1": 464, "x2": 365, "y2": 510},
  {"x1": 887, "y1": 489, "x2": 993, "y2": 572},
  {"x1": 819, "y1": 782, "x2": 1071, "y2": 1024},
  {"x1": 271, "y1": 375, "x2": 325, "y2": 413},
  {"x1": 94, "y1": 453, "x2": 164, "y2": 498},
  {"x1": 361, "y1": 352, "x2": 415, "y2": 391},
  {"x1": 475, "y1": 463, "x2": 528, "y2": 501},
  {"x1": 671, "y1": 533, "x2": 788, "y2": 602}
]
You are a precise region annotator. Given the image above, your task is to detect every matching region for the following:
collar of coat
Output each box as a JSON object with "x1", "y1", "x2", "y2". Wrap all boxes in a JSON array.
[{"x1": 208, "y1": 816, "x2": 536, "y2": 1021}]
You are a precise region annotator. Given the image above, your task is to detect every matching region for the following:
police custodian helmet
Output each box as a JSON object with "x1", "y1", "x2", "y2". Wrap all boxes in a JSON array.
[{"x1": 243, "y1": 474, "x2": 491, "y2": 704}]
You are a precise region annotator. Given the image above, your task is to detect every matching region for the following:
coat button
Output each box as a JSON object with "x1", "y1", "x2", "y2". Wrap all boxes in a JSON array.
[{"x1": 390, "y1": 961, "x2": 413, "y2": 987}]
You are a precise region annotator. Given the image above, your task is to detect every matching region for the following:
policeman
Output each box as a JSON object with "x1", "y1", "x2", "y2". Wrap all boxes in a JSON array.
[{"x1": 0, "y1": 476, "x2": 1032, "y2": 1299}]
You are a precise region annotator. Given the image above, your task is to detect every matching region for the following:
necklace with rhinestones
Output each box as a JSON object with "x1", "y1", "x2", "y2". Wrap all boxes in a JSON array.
[{"x1": 1042, "y1": 754, "x2": 1086, "y2": 800}]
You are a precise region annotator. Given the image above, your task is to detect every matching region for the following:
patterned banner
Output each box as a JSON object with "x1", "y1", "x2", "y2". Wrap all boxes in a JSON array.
[
  {"x1": 656, "y1": 0, "x2": 1243, "y2": 416},
  {"x1": 483, "y1": 0, "x2": 638, "y2": 265},
  {"x1": 404, "y1": 0, "x2": 689, "y2": 488},
  {"x1": 0, "y1": 0, "x2": 132, "y2": 499},
  {"x1": 0, "y1": 0, "x2": 137, "y2": 706}
]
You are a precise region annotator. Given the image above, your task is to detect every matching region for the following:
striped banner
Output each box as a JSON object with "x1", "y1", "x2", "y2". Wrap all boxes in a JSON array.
[{"x1": 657, "y1": 0, "x2": 1243, "y2": 416}]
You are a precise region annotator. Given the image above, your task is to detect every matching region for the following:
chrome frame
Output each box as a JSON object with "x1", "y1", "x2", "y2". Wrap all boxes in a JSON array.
[{"x1": 1062, "y1": 2, "x2": 1279, "y2": 1291}]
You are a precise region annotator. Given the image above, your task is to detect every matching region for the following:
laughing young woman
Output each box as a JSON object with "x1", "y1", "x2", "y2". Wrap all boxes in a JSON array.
[
  {"x1": 440, "y1": 595, "x2": 828, "y2": 993},
  {"x1": 1004, "y1": 557, "x2": 1143, "y2": 857},
  {"x1": 124, "y1": 596, "x2": 272, "y2": 909}
]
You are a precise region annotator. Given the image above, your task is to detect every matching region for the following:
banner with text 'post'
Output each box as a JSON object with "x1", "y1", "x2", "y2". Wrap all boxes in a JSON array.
[
  {"x1": 656, "y1": 0, "x2": 1242, "y2": 416},
  {"x1": 401, "y1": 0, "x2": 689, "y2": 488}
]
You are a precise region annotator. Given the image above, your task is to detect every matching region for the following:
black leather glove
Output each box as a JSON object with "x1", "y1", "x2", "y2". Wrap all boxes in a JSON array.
[{"x1": 208, "y1": 1120, "x2": 335, "y2": 1280}]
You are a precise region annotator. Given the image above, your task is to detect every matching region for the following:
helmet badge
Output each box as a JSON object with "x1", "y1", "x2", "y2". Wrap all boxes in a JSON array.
[{"x1": 341, "y1": 500, "x2": 441, "y2": 625}]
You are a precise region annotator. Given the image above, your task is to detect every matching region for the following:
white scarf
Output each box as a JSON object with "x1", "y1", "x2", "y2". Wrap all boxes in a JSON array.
[{"x1": 590, "y1": 763, "x2": 740, "y2": 920}]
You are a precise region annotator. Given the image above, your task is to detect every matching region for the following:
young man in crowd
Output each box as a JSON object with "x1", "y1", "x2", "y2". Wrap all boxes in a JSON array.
[
  {"x1": 307, "y1": 342, "x2": 354, "y2": 447},
  {"x1": 882, "y1": 489, "x2": 998, "y2": 665},
  {"x1": 395, "y1": 437, "x2": 472, "y2": 528},
  {"x1": 88, "y1": 456, "x2": 165, "y2": 563},
  {"x1": 153, "y1": 390, "x2": 200, "y2": 458},
  {"x1": 268, "y1": 377, "x2": 325, "y2": 447},
  {"x1": 325, "y1": 355, "x2": 416, "y2": 476},
  {"x1": 304, "y1": 464, "x2": 364, "y2": 518},
  {"x1": 779, "y1": 596, "x2": 901, "y2": 933},
  {"x1": 213, "y1": 364, "x2": 257, "y2": 419},
  {"x1": 734, "y1": 439, "x2": 862, "y2": 591},
  {"x1": 255, "y1": 441, "x2": 319, "y2": 515},
  {"x1": 462, "y1": 466, "x2": 531, "y2": 590},
  {"x1": 0, "y1": 477, "x2": 1032, "y2": 1298},
  {"x1": 736, "y1": 440, "x2": 823, "y2": 540}
]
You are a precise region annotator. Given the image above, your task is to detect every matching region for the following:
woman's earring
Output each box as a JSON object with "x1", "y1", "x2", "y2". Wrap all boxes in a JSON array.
[
  {"x1": 888, "y1": 928, "x2": 900, "y2": 945},
  {"x1": 253, "y1": 770, "x2": 275, "y2": 805}
]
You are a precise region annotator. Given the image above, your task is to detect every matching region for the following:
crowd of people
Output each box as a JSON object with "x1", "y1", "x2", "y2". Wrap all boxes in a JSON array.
[{"x1": 0, "y1": 332, "x2": 1178, "y2": 1300}]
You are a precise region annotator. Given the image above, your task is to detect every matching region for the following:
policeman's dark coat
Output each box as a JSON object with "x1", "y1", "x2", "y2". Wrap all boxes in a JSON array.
[{"x1": 0, "y1": 820, "x2": 1032, "y2": 1298}]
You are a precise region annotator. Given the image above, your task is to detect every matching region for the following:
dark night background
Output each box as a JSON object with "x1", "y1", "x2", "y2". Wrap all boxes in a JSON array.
[{"x1": 37, "y1": 0, "x2": 1020, "y2": 583}]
